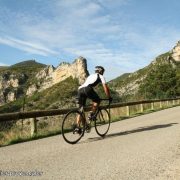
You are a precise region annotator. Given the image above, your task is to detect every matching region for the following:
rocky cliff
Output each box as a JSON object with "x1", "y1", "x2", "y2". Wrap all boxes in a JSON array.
[
  {"x1": 172, "y1": 41, "x2": 180, "y2": 61},
  {"x1": 0, "y1": 72, "x2": 28, "y2": 105},
  {"x1": 26, "y1": 56, "x2": 89, "y2": 95},
  {"x1": 0, "y1": 57, "x2": 89, "y2": 106}
]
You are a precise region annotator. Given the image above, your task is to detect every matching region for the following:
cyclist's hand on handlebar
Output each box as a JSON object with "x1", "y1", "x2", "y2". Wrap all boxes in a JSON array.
[{"x1": 109, "y1": 97, "x2": 113, "y2": 103}]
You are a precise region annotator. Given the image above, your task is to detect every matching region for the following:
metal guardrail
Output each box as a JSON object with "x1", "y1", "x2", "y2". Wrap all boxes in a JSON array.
[{"x1": 0, "y1": 98, "x2": 180, "y2": 122}]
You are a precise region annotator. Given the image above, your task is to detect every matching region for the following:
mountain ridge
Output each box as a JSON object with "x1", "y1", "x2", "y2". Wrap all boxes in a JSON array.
[
  {"x1": 109, "y1": 41, "x2": 180, "y2": 101},
  {"x1": 0, "y1": 41, "x2": 180, "y2": 112},
  {"x1": 0, "y1": 57, "x2": 89, "y2": 108}
]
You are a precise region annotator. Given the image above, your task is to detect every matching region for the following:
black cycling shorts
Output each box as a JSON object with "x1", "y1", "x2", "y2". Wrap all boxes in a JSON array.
[{"x1": 77, "y1": 86, "x2": 100, "y2": 107}]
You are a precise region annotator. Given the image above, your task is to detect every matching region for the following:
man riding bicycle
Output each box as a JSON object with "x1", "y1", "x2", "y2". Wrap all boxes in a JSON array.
[{"x1": 75, "y1": 66, "x2": 112, "y2": 133}]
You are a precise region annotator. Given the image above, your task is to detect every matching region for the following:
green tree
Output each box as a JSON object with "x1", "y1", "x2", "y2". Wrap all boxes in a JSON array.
[{"x1": 138, "y1": 64, "x2": 178, "y2": 99}]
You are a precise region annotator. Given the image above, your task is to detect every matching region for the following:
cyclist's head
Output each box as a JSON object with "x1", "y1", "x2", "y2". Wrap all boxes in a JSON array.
[{"x1": 95, "y1": 66, "x2": 105, "y2": 75}]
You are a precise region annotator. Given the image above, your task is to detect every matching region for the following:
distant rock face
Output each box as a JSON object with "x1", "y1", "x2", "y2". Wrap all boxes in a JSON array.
[
  {"x1": 0, "y1": 74, "x2": 19, "y2": 89},
  {"x1": 0, "y1": 73, "x2": 26, "y2": 105},
  {"x1": 172, "y1": 41, "x2": 180, "y2": 61},
  {"x1": 110, "y1": 40, "x2": 180, "y2": 99},
  {"x1": 26, "y1": 56, "x2": 89, "y2": 95},
  {"x1": 0, "y1": 56, "x2": 89, "y2": 106},
  {"x1": 26, "y1": 84, "x2": 38, "y2": 96},
  {"x1": 53, "y1": 57, "x2": 89, "y2": 85},
  {"x1": 7, "y1": 91, "x2": 16, "y2": 102},
  {"x1": 25, "y1": 65, "x2": 55, "y2": 95}
]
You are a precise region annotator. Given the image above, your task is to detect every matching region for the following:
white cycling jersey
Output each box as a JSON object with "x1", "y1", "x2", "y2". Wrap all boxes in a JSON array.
[{"x1": 79, "y1": 73, "x2": 106, "y2": 89}]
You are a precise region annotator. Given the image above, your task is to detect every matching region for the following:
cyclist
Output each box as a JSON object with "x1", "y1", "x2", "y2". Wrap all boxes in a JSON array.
[{"x1": 75, "y1": 66, "x2": 112, "y2": 133}]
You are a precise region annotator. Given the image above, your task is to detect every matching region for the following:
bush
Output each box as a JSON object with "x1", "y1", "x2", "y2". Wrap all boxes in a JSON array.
[{"x1": 138, "y1": 63, "x2": 178, "y2": 99}]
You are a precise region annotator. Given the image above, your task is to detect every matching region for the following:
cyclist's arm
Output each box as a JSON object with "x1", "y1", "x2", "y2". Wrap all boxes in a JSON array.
[
  {"x1": 102, "y1": 83, "x2": 111, "y2": 98},
  {"x1": 99, "y1": 74, "x2": 111, "y2": 98}
]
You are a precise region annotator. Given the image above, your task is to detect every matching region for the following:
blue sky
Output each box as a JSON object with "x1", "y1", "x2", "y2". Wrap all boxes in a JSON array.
[{"x1": 0, "y1": 0, "x2": 180, "y2": 81}]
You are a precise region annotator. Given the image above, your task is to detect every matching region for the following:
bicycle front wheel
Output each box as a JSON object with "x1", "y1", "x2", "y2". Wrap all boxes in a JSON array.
[
  {"x1": 62, "y1": 110, "x2": 85, "y2": 144},
  {"x1": 95, "y1": 109, "x2": 110, "y2": 137}
]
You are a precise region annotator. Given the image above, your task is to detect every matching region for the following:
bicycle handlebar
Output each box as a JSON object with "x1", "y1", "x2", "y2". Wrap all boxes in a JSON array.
[
  {"x1": 100, "y1": 98, "x2": 110, "y2": 101},
  {"x1": 100, "y1": 98, "x2": 113, "y2": 102},
  {"x1": 100, "y1": 98, "x2": 113, "y2": 106}
]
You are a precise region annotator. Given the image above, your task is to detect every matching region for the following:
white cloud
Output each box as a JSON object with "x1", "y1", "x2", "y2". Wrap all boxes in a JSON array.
[
  {"x1": 0, "y1": 0, "x2": 123, "y2": 54},
  {"x1": 0, "y1": 63, "x2": 9, "y2": 66},
  {"x1": 0, "y1": 36, "x2": 58, "y2": 56},
  {"x1": 0, "y1": 0, "x2": 180, "y2": 80}
]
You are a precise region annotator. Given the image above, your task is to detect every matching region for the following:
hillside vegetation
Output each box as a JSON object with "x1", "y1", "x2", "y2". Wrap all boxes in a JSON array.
[
  {"x1": 0, "y1": 77, "x2": 79, "y2": 113},
  {"x1": 110, "y1": 51, "x2": 180, "y2": 101},
  {"x1": 1, "y1": 44, "x2": 180, "y2": 114},
  {"x1": 0, "y1": 60, "x2": 46, "y2": 75},
  {"x1": 0, "y1": 75, "x2": 121, "y2": 113},
  {"x1": 138, "y1": 63, "x2": 180, "y2": 99}
]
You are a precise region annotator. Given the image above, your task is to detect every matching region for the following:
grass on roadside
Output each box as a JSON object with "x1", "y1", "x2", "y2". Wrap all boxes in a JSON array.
[{"x1": 0, "y1": 104, "x2": 179, "y2": 147}]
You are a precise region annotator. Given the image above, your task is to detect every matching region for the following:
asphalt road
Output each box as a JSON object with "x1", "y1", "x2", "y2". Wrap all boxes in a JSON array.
[{"x1": 0, "y1": 106, "x2": 180, "y2": 180}]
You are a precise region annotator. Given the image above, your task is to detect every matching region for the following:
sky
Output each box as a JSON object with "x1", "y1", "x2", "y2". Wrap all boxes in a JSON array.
[{"x1": 0, "y1": 0, "x2": 180, "y2": 81}]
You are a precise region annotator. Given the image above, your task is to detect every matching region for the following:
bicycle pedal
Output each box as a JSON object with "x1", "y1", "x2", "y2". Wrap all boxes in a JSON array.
[
  {"x1": 86, "y1": 129, "x2": 91, "y2": 133},
  {"x1": 85, "y1": 124, "x2": 91, "y2": 133},
  {"x1": 89, "y1": 116, "x2": 96, "y2": 121},
  {"x1": 92, "y1": 117, "x2": 96, "y2": 121},
  {"x1": 73, "y1": 128, "x2": 82, "y2": 135}
]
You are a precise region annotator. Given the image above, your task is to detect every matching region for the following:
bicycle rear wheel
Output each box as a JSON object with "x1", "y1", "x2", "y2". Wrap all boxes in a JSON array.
[
  {"x1": 95, "y1": 109, "x2": 110, "y2": 137},
  {"x1": 62, "y1": 110, "x2": 85, "y2": 144}
]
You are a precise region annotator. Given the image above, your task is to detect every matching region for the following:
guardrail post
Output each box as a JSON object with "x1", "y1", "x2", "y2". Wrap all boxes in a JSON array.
[
  {"x1": 140, "y1": 104, "x2": 144, "y2": 113},
  {"x1": 173, "y1": 100, "x2": 175, "y2": 106},
  {"x1": 31, "y1": 118, "x2": 37, "y2": 137},
  {"x1": 166, "y1": 101, "x2": 169, "y2": 107},
  {"x1": 151, "y1": 102, "x2": 154, "y2": 110},
  {"x1": 126, "y1": 106, "x2": 130, "y2": 116},
  {"x1": 160, "y1": 101, "x2": 162, "y2": 108}
]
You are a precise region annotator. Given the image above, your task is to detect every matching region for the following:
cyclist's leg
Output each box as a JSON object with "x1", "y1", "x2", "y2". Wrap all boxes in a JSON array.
[
  {"x1": 92, "y1": 101, "x2": 99, "y2": 113},
  {"x1": 86, "y1": 87, "x2": 100, "y2": 115},
  {"x1": 76, "y1": 88, "x2": 87, "y2": 126}
]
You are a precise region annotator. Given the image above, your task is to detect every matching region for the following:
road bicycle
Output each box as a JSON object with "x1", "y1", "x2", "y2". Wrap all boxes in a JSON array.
[{"x1": 62, "y1": 99, "x2": 111, "y2": 144}]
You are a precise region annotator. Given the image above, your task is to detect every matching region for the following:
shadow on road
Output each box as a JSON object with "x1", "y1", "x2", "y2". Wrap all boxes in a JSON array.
[{"x1": 82, "y1": 123, "x2": 178, "y2": 144}]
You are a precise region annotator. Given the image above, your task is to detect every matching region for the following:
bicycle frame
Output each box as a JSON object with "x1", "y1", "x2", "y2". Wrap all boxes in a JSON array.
[
  {"x1": 62, "y1": 98, "x2": 111, "y2": 144},
  {"x1": 78, "y1": 98, "x2": 111, "y2": 128}
]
